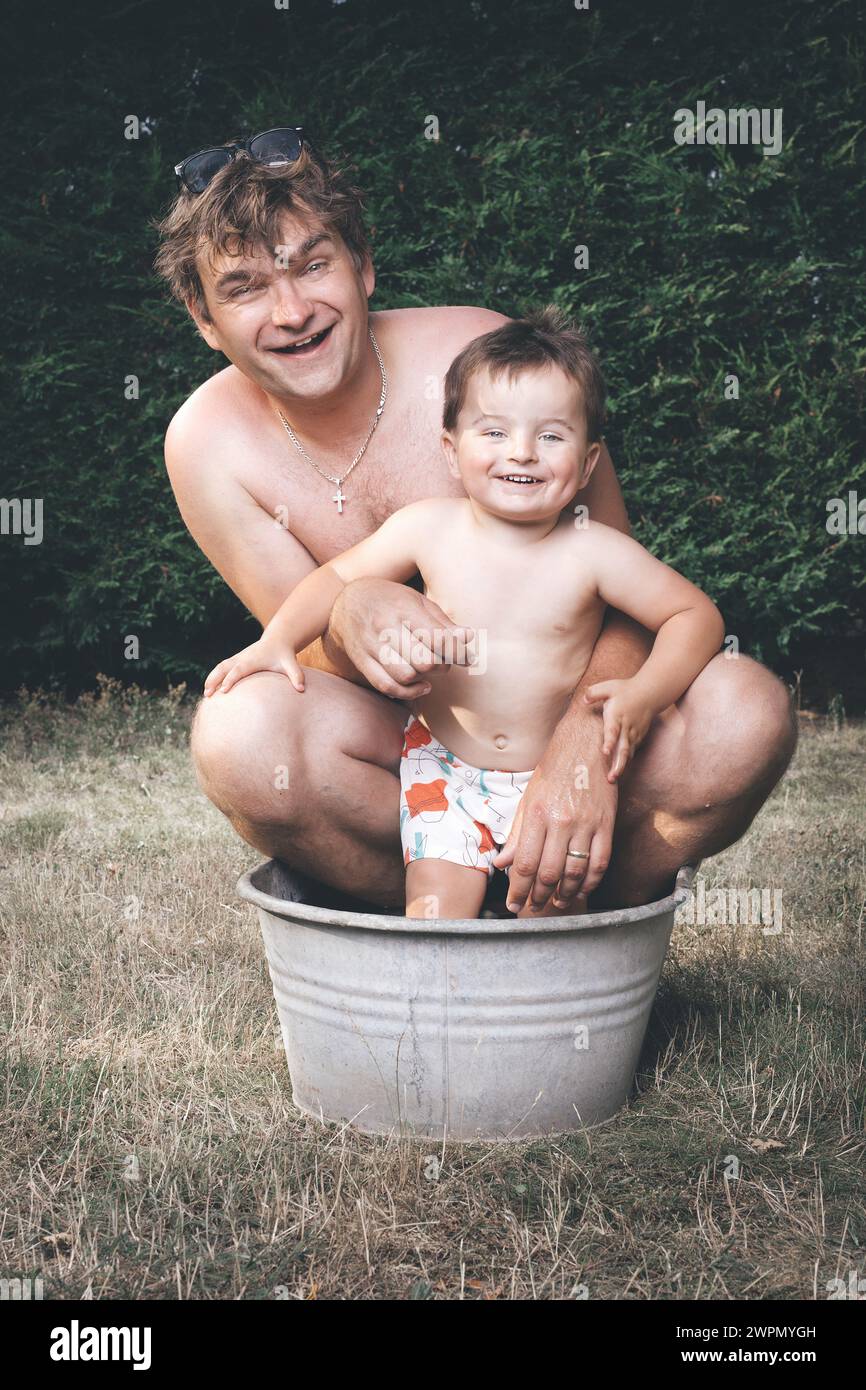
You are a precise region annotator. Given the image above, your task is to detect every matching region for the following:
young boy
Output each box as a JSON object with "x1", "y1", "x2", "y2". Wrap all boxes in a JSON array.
[{"x1": 204, "y1": 307, "x2": 725, "y2": 920}]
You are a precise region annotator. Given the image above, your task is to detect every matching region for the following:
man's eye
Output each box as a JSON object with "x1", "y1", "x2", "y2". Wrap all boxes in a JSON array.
[
  {"x1": 230, "y1": 284, "x2": 256, "y2": 298},
  {"x1": 304, "y1": 260, "x2": 327, "y2": 274}
]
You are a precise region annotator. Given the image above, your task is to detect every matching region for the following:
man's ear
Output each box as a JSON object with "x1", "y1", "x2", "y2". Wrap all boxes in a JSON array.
[
  {"x1": 362, "y1": 253, "x2": 376, "y2": 301},
  {"x1": 441, "y1": 431, "x2": 460, "y2": 479},
  {"x1": 185, "y1": 296, "x2": 221, "y2": 352},
  {"x1": 579, "y1": 440, "x2": 602, "y2": 489}
]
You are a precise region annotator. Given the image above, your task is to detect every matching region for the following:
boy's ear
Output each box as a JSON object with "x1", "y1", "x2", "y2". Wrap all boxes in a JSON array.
[
  {"x1": 579, "y1": 441, "x2": 602, "y2": 489},
  {"x1": 441, "y1": 431, "x2": 461, "y2": 478}
]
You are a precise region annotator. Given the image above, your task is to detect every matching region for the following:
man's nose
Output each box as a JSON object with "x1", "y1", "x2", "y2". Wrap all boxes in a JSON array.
[{"x1": 270, "y1": 279, "x2": 314, "y2": 328}]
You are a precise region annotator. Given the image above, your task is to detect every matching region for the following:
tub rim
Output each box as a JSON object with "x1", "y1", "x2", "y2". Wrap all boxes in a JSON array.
[{"x1": 237, "y1": 860, "x2": 696, "y2": 936}]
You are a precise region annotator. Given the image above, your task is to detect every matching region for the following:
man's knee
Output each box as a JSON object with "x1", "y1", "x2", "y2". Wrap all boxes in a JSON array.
[
  {"x1": 692, "y1": 654, "x2": 797, "y2": 793},
  {"x1": 190, "y1": 674, "x2": 306, "y2": 824}
]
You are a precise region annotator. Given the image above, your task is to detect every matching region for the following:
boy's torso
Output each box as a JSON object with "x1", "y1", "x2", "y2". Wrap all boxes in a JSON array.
[{"x1": 409, "y1": 501, "x2": 606, "y2": 771}]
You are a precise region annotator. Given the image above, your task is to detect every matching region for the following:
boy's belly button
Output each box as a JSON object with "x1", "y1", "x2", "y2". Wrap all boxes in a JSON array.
[{"x1": 494, "y1": 733, "x2": 508, "y2": 750}]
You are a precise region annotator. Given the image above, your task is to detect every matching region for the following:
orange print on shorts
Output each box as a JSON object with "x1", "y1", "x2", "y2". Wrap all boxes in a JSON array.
[
  {"x1": 473, "y1": 819, "x2": 496, "y2": 854},
  {"x1": 405, "y1": 779, "x2": 449, "y2": 818},
  {"x1": 403, "y1": 720, "x2": 434, "y2": 752}
]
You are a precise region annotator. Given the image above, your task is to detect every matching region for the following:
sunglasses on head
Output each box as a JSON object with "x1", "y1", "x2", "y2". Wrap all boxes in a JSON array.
[{"x1": 174, "y1": 126, "x2": 305, "y2": 194}]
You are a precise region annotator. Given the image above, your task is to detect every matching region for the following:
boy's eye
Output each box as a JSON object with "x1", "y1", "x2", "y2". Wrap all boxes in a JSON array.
[
  {"x1": 484, "y1": 429, "x2": 506, "y2": 438},
  {"x1": 540, "y1": 432, "x2": 563, "y2": 442}
]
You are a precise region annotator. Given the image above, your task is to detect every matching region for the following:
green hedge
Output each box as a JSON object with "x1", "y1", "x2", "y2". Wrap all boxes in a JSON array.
[{"x1": 1, "y1": 0, "x2": 864, "y2": 703}]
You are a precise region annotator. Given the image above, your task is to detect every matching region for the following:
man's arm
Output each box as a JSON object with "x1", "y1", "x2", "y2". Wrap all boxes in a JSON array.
[
  {"x1": 574, "y1": 439, "x2": 630, "y2": 533},
  {"x1": 559, "y1": 437, "x2": 635, "y2": 713},
  {"x1": 165, "y1": 408, "x2": 318, "y2": 624},
  {"x1": 165, "y1": 404, "x2": 349, "y2": 675}
]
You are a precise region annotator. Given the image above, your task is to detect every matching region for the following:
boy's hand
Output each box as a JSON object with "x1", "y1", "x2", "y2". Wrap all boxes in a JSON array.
[
  {"x1": 203, "y1": 639, "x2": 305, "y2": 698},
  {"x1": 583, "y1": 678, "x2": 654, "y2": 782}
]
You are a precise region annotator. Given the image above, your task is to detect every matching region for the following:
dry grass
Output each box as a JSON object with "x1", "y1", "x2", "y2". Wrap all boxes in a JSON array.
[{"x1": 0, "y1": 679, "x2": 863, "y2": 1300}]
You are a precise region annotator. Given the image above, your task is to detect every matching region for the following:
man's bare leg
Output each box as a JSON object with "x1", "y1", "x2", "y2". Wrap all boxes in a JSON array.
[
  {"x1": 191, "y1": 668, "x2": 409, "y2": 908},
  {"x1": 191, "y1": 642, "x2": 797, "y2": 914},
  {"x1": 589, "y1": 642, "x2": 798, "y2": 910}
]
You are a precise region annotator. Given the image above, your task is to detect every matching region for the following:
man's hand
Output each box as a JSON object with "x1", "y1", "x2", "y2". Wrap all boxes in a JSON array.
[
  {"x1": 491, "y1": 716, "x2": 617, "y2": 913},
  {"x1": 326, "y1": 577, "x2": 476, "y2": 700},
  {"x1": 203, "y1": 638, "x2": 305, "y2": 697},
  {"x1": 583, "y1": 678, "x2": 655, "y2": 782}
]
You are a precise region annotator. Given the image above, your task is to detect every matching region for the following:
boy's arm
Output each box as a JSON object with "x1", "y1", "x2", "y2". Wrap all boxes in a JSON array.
[
  {"x1": 577, "y1": 524, "x2": 724, "y2": 777},
  {"x1": 262, "y1": 505, "x2": 427, "y2": 651},
  {"x1": 204, "y1": 503, "x2": 459, "y2": 696},
  {"x1": 585, "y1": 523, "x2": 724, "y2": 711}
]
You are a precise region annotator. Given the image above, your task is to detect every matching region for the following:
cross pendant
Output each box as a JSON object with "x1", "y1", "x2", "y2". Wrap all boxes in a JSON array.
[{"x1": 332, "y1": 485, "x2": 345, "y2": 513}]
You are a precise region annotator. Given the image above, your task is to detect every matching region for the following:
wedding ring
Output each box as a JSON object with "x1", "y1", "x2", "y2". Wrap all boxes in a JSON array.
[{"x1": 566, "y1": 849, "x2": 590, "y2": 860}]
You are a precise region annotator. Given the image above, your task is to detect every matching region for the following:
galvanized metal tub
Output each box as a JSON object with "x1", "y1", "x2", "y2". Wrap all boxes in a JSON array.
[{"x1": 238, "y1": 860, "x2": 695, "y2": 1143}]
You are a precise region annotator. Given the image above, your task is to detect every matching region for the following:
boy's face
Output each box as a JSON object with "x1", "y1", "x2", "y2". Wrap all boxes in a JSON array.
[
  {"x1": 441, "y1": 365, "x2": 601, "y2": 521},
  {"x1": 187, "y1": 209, "x2": 375, "y2": 403}
]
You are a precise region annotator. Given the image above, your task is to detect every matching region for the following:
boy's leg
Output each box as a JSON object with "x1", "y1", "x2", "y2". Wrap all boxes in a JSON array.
[{"x1": 405, "y1": 859, "x2": 489, "y2": 920}]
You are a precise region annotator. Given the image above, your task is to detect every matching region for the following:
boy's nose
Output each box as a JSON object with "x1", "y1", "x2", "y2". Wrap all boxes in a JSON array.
[{"x1": 507, "y1": 440, "x2": 538, "y2": 465}]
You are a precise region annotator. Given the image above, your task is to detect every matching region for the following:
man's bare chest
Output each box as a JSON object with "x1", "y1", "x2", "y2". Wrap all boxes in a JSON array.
[{"x1": 244, "y1": 416, "x2": 462, "y2": 565}]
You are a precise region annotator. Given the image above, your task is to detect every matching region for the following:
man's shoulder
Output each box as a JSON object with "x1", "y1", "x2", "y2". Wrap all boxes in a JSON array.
[
  {"x1": 373, "y1": 305, "x2": 510, "y2": 357},
  {"x1": 164, "y1": 365, "x2": 253, "y2": 473}
]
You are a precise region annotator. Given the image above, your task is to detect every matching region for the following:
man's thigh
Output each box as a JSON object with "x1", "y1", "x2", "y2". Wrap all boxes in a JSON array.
[
  {"x1": 614, "y1": 652, "x2": 794, "y2": 827},
  {"x1": 292, "y1": 668, "x2": 413, "y2": 774},
  {"x1": 191, "y1": 667, "x2": 413, "y2": 795}
]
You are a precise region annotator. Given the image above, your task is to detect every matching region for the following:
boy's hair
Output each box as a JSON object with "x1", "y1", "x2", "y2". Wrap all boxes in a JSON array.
[
  {"x1": 152, "y1": 141, "x2": 370, "y2": 324},
  {"x1": 442, "y1": 306, "x2": 606, "y2": 442}
]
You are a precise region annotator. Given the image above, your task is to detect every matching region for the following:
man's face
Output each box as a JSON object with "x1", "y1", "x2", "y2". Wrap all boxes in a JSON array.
[
  {"x1": 189, "y1": 210, "x2": 375, "y2": 401},
  {"x1": 441, "y1": 365, "x2": 601, "y2": 521}
]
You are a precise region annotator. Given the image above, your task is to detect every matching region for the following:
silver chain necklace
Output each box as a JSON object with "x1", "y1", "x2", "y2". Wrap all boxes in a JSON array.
[{"x1": 276, "y1": 326, "x2": 387, "y2": 512}]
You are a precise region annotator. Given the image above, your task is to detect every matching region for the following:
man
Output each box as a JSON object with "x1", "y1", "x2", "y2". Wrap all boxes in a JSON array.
[{"x1": 155, "y1": 129, "x2": 796, "y2": 914}]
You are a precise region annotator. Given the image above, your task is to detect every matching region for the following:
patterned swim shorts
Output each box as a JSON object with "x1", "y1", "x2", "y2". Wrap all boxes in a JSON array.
[{"x1": 399, "y1": 715, "x2": 535, "y2": 878}]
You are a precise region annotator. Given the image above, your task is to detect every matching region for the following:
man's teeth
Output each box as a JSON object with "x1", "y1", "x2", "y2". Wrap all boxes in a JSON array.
[{"x1": 279, "y1": 328, "x2": 328, "y2": 351}]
